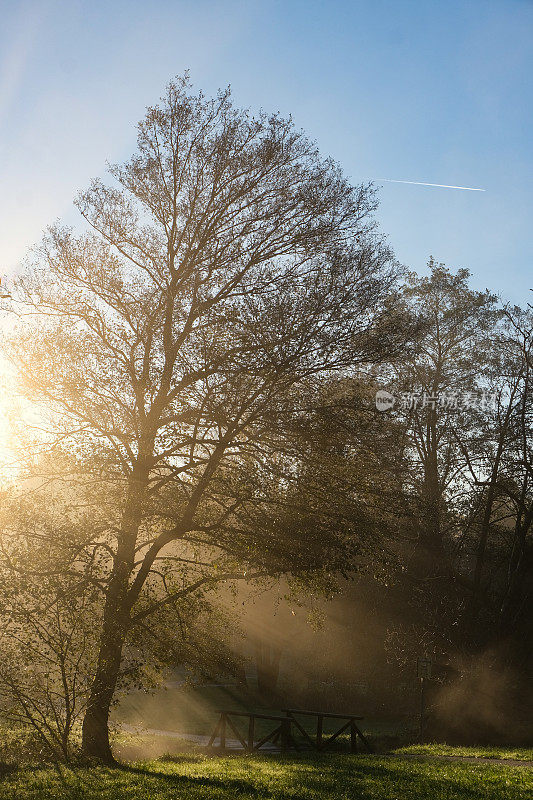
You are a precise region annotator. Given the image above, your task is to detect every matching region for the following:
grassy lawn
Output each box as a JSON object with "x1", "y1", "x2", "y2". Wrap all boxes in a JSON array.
[
  {"x1": 395, "y1": 743, "x2": 533, "y2": 761},
  {"x1": 0, "y1": 753, "x2": 531, "y2": 800}
]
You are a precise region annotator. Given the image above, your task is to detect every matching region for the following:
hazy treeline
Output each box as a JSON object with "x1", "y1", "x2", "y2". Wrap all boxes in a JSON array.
[{"x1": 221, "y1": 263, "x2": 532, "y2": 743}]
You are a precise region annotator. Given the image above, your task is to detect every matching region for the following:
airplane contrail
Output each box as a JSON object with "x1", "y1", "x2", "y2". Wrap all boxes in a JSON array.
[{"x1": 376, "y1": 178, "x2": 485, "y2": 192}]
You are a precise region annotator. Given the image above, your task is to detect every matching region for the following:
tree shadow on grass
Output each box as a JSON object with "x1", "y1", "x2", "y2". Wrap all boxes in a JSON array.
[
  {"x1": 118, "y1": 756, "x2": 500, "y2": 800},
  {"x1": 4, "y1": 755, "x2": 525, "y2": 800},
  {"x1": 278, "y1": 755, "x2": 522, "y2": 800},
  {"x1": 120, "y1": 763, "x2": 273, "y2": 797},
  {"x1": 18, "y1": 761, "x2": 272, "y2": 800}
]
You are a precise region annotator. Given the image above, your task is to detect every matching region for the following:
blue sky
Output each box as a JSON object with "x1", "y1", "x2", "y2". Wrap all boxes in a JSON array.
[{"x1": 1, "y1": 0, "x2": 532, "y2": 303}]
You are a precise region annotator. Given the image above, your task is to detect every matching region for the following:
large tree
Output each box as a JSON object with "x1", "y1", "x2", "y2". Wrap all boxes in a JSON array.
[
  {"x1": 461, "y1": 306, "x2": 533, "y2": 656},
  {"x1": 7, "y1": 77, "x2": 404, "y2": 761},
  {"x1": 398, "y1": 262, "x2": 499, "y2": 581},
  {"x1": 375, "y1": 262, "x2": 502, "y2": 667}
]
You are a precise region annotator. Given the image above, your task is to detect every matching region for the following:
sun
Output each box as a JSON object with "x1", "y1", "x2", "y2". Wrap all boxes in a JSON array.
[{"x1": 0, "y1": 355, "x2": 25, "y2": 482}]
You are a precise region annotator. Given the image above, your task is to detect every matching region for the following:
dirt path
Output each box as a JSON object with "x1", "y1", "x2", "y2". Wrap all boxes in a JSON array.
[
  {"x1": 115, "y1": 724, "x2": 277, "y2": 751},
  {"x1": 115, "y1": 725, "x2": 533, "y2": 767},
  {"x1": 385, "y1": 752, "x2": 533, "y2": 769}
]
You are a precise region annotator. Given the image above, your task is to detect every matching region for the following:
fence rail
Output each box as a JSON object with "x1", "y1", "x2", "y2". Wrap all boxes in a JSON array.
[
  {"x1": 207, "y1": 707, "x2": 373, "y2": 753},
  {"x1": 282, "y1": 708, "x2": 373, "y2": 753}
]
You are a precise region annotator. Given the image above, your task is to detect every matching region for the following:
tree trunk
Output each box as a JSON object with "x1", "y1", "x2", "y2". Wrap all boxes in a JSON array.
[
  {"x1": 81, "y1": 570, "x2": 131, "y2": 762},
  {"x1": 81, "y1": 462, "x2": 148, "y2": 762},
  {"x1": 255, "y1": 640, "x2": 282, "y2": 695},
  {"x1": 499, "y1": 509, "x2": 532, "y2": 635},
  {"x1": 412, "y1": 409, "x2": 447, "y2": 580},
  {"x1": 471, "y1": 426, "x2": 507, "y2": 609}
]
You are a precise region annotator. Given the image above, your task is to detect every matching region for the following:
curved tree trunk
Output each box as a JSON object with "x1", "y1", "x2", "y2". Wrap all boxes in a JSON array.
[
  {"x1": 81, "y1": 640, "x2": 124, "y2": 762},
  {"x1": 81, "y1": 464, "x2": 148, "y2": 762},
  {"x1": 81, "y1": 568, "x2": 132, "y2": 762}
]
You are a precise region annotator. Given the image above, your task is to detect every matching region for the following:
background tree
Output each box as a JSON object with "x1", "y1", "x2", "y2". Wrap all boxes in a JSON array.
[
  {"x1": 0, "y1": 486, "x2": 100, "y2": 761},
  {"x1": 399, "y1": 261, "x2": 499, "y2": 580},
  {"x1": 243, "y1": 375, "x2": 412, "y2": 695},
  {"x1": 377, "y1": 263, "x2": 502, "y2": 669},
  {"x1": 461, "y1": 306, "x2": 533, "y2": 658}
]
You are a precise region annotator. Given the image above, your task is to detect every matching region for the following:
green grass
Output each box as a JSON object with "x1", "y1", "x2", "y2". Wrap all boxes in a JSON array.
[
  {"x1": 0, "y1": 752, "x2": 531, "y2": 800},
  {"x1": 0, "y1": 724, "x2": 61, "y2": 763},
  {"x1": 395, "y1": 743, "x2": 533, "y2": 762},
  {"x1": 111, "y1": 729, "x2": 203, "y2": 762}
]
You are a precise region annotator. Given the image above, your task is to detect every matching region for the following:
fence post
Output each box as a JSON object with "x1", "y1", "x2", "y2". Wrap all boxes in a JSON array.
[
  {"x1": 350, "y1": 720, "x2": 358, "y2": 753},
  {"x1": 220, "y1": 712, "x2": 226, "y2": 750},
  {"x1": 248, "y1": 715, "x2": 255, "y2": 752},
  {"x1": 280, "y1": 718, "x2": 290, "y2": 751},
  {"x1": 419, "y1": 677, "x2": 426, "y2": 743},
  {"x1": 316, "y1": 715, "x2": 323, "y2": 750}
]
